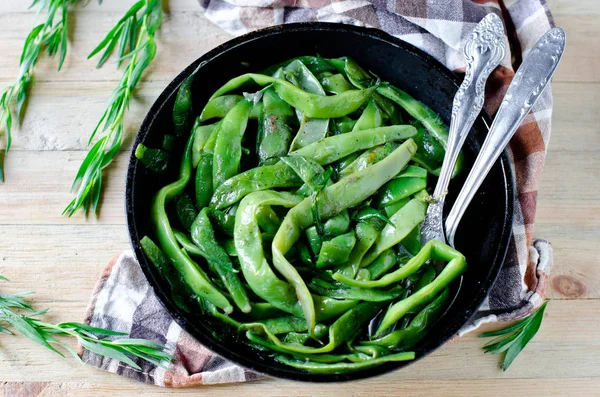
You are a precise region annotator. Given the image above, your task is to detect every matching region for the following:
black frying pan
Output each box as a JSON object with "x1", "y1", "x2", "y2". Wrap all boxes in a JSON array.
[{"x1": 125, "y1": 22, "x2": 514, "y2": 382}]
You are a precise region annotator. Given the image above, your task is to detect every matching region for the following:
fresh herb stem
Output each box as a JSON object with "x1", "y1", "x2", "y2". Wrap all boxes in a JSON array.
[
  {"x1": 479, "y1": 301, "x2": 548, "y2": 371},
  {"x1": 0, "y1": 0, "x2": 91, "y2": 182},
  {"x1": 0, "y1": 276, "x2": 173, "y2": 370},
  {"x1": 64, "y1": 0, "x2": 163, "y2": 216}
]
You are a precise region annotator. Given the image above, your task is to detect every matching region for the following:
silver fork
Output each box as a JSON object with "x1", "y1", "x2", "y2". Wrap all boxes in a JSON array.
[
  {"x1": 445, "y1": 27, "x2": 566, "y2": 247},
  {"x1": 420, "y1": 13, "x2": 506, "y2": 246}
]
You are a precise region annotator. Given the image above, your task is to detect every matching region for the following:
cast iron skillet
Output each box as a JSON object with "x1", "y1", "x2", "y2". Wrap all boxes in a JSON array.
[{"x1": 125, "y1": 22, "x2": 514, "y2": 382}]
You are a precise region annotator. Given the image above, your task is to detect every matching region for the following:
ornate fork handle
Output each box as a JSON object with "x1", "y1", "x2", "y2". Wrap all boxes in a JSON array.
[
  {"x1": 420, "y1": 13, "x2": 505, "y2": 245},
  {"x1": 445, "y1": 27, "x2": 566, "y2": 247}
]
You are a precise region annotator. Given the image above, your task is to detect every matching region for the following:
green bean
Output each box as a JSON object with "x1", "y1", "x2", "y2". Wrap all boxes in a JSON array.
[
  {"x1": 246, "y1": 302, "x2": 286, "y2": 320},
  {"x1": 272, "y1": 350, "x2": 414, "y2": 373},
  {"x1": 205, "y1": 207, "x2": 235, "y2": 237},
  {"x1": 173, "y1": 71, "x2": 195, "y2": 138},
  {"x1": 334, "y1": 98, "x2": 384, "y2": 173},
  {"x1": 306, "y1": 210, "x2": 351, "y2": 243},
  {"x1": 283, "y1": 332, "x2": 311, "y2": 345},
  {"x1": 365, "y1": 249, "x2": 398, "y2": 280},
  {"x1": 376, "y1": 244, "x2": 465, "y2": 335},
  {"x1": 256, "y1": 205, "x2": 282, "y2": 233},
  {"x1": 285, "y1": 60, "x2": 330, "y2": 150},
  {"x1": 257, "y1": 88, "x2": 295, "y2": 165},
  {"x1": 363, "y1": 289, "x2": 450, "y2": 350},
  {"x1": 274, "y1": 80, "x2": 376, "y2": 119},
  {"x1": 339, "y1": 143, "x2": 398, "y2": 178},
  {"x1": 356, "y1": 268, "x2": 370, "y2": 281},
  {"x1": 195, "y1": 122, "x2": 220, "y2": 208},
  {"x1": 320, "y1": 73, "x2": 354, "y2": 94},
  {"x1": 361, "y1": 196, "x2": 428, "y2": 267},
  {"x1": 292, "y1": 125, "x2": 416, "y2": 164},
  {"x1": 334, "y1": 240, "x2": 433, "y2": 289},
  {"x1": 191, "y1": 208, "x2": 251, "y2": 312},
  {"x1": 135, "y1": 143, "x2": 170, "y2": 174},
  {"x1": 298, "y1": 241, "x2": 314, "y2": 266},
  {"x1": 309, "y1": 279, "x2": 404, "y2": 302},
  {"x1": 353, "y1": 99, "x2": 383, "y2": 131},
  {"x1": 192, "y1": 121, "x2": 216, "y2": 168},
  {"x1": 401, "y1": 226, "x2": 421, "y2": 255},
  {"x1": 211, "y1": 163, "x2": 303, "y2": 210},
  {"x1": 373, "y1": 93, "x2": 403, "y2": 125},
  {"x1": 199, "y1": 94, "x2": 263, "y2": 122},
  {"x1": 327, "y1": 57, "x2": 375, "y2": 89},
  {"x1": 253, "y1": 316, "x2": 309, "y2": 334},
  {"x1": 285, "y1": 60, "x2": 326, "y2": 96},
  {"x1": 383, "y1": 197, "x2": 409, "y2": 218},
  {"x1": 415, "y1": 265, "x2": 436, "y2": 291},
  {"x1": 373, "y1": 168, "x2": 427, "y2": 208},
  {"x1": 209, "y1": 73, "x2": 275, "y2": 99},
  {"x1": 234, "y1": 191, "x2": 305, "y2": 316},
  {"x1": 140, "y1": 235, "x2": 194, "y2": 312},
  {"x1": 233, "y1": 191, "x2": 359, "y2": 322},
  {"x1": 332, "y1": 117, "x2": 356, "y2": 134},
  {"x1": 222, "y1": 238, "x2": 236, "y2": 256},
  {"x1": 201, "y1": 95, "x2": 243, "y2": 121},
  {"x1": 151, "y1": 133, "x2": 233, "y2": 313},
  {"x1": 316, "y1": 231, "x2": 356, "y2": 268},
  {"x1": 279, "y1": 155, "x2": 328, "y2": 192},
  {"x1": 338, "y1": 220, "x2": 383, "y2": 278},
  {"x1": 376, "y1": 84, "x2": 464, "y2": 176},
  {"x1": 263, "y1": 56, "x2": 337, "y2": 77},
  {"x1": 210, "y1": 73, "x2": 375, "y2": 119},
  {"x1": 305, "y1": 226, "x2": 323, "y2": 255},
  {"x1": 212, "y1": 99, "x2": 253, "y2": 188},
  {"x1": 175, "y1": 193, "x2": 198, "y2": 231},
  {"x1": 162, "y1": 134, "x2": 175, "y2": 152},
  {"x1": 313, "y1": 295, "x2": 359, "y2": 321},
  {"x1": 173, "y1": 229, "x2": 206, "y2": 257},
  {"x1": 323, "y1": 210, "x2": 350, "y2": 236}
]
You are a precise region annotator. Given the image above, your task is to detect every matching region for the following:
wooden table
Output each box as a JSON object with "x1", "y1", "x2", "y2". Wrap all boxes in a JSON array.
[{"x1": 0, "y1": 1, "x2": 598, "y2": 395}]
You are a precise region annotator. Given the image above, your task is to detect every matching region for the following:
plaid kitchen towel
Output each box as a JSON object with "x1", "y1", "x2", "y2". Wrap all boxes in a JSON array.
[{"x1": 81, "y1": 0, "x2": 557, "y2": 387}]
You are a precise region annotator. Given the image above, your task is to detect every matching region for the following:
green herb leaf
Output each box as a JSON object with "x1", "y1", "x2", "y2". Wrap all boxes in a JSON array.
[
  {"x1": 0, "y1": 0, "x2": 88, "y2": 182},
  {"x1": 0, "y1": 278, "x2": 173, "y2": 369},
  {"x1": 479, "y1": 302, "x2": 548, "y2": 371},
  {"x1": 65, "y1": 0, "x2": 163, "y2": 216}
]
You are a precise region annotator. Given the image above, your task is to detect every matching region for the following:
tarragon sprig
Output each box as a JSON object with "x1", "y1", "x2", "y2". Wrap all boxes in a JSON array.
[
  {"x1": 480, "y1": 301, "x2": 548, "y2": 371},
  {"x1": 0, "y1": 0, "x2": 91, "y2": 182},
  {"x1": 0, "y1": 275, "x2": 174, "y2": 369},
  {"x1": 64, "y1": 0, "x2": 163, "y2": 216}
]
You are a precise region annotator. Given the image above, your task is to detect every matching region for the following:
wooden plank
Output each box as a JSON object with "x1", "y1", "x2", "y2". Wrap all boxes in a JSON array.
[
  {"x1": 0, "y1": 225, "x2": 128, "y2": 302},
  {"x1": 0, "y1": 10, "x2": 231, "y2": 85},
  {"x1": 0, "y1": 152, "x2": 129, "y2": 225},
  {"x1": 3, "y1": 379, "x2": 597, "y2": 397},
  {"x1": 0, "y1": 300, "x2": 597, "y2": 387},
  {"x1": 549, "y1": 0, "x2": 600, "y2": 16}
]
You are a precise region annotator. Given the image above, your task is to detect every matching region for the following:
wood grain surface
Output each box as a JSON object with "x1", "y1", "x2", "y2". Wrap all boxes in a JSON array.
[{"x1": 0, "y1": 0, "x2": 599, "y2": 396}]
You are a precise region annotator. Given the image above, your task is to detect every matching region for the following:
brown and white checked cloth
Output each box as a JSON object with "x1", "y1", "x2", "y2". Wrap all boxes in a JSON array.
[{"x1": 81, "y1": 0, "x2": 557, "y2": 387}]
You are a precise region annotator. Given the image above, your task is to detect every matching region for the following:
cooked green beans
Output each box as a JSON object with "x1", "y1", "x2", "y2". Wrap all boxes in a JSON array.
[{"x1": 139, "y1": 56, "x2": 467, "y2": 374}]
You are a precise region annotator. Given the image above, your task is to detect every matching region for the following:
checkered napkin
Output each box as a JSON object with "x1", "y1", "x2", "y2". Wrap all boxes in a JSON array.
[{"x1": 81, "y1": 0, "x2": 556, "y2": 387}]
